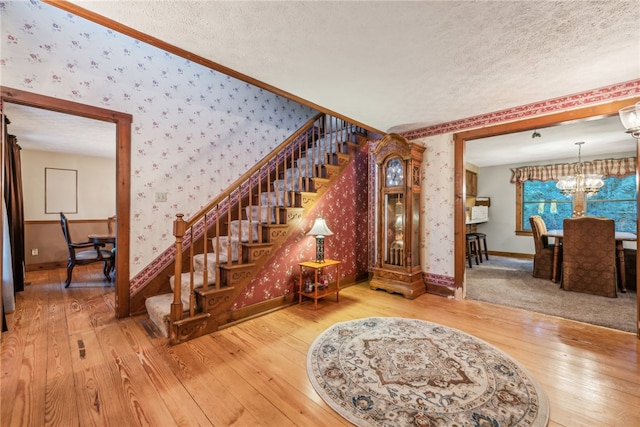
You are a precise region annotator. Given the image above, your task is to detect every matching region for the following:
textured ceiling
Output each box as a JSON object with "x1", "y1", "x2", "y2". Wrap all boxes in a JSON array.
[
  {"x1": 67, "y1": 0, "x2": 640, "y2": 133},
  {"x1": 466, "y1": 114, "x2": 636, "y2": 167},
  {"x1": 3, "y1": 103, "x2": 116, "y2": 159},
  {"x1": 9, "y1": 1, "x2": 639, "y2": 164}
]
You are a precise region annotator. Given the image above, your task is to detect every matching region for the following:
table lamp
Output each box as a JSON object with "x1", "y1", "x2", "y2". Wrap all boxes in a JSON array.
[{"x1": 307, "y1": 216, "x2": 333, "y2": 263}]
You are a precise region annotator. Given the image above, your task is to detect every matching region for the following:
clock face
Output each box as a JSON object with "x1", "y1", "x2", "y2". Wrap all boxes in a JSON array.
[{"x1": 385, "y1": 158, "x2": 404, "y2": 187}]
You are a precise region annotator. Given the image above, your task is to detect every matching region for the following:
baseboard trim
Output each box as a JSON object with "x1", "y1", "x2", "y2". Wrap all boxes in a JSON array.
[
  {"x1": 26, "y1": 261, "x2": 66, "y2": 272},
  {"x1": 489, "y1": 251, "x2": 534, "y2": 260}
]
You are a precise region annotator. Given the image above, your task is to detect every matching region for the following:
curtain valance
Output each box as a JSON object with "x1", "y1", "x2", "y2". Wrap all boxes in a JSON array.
[{"x1": 510, "y1": 157, "x2": 637, "y2": 183}]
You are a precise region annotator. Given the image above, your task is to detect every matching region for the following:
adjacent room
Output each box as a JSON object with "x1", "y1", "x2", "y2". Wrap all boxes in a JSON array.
[{"x1": 465, "y1": 114, "x2": 638, "y2": 332}]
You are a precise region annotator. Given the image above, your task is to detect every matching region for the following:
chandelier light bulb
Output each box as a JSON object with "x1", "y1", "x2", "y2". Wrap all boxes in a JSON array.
[{"x1": 556, "y1": 142, "x2": 604, "y2": 197}]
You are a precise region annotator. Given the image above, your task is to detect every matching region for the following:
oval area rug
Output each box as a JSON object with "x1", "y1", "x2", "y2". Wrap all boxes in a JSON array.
[{"x1": 307, "y1": 317, "x2": 549, "y2": 426}]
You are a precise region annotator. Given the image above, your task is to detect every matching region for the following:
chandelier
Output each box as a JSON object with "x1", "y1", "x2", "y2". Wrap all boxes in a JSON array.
[{"x1": 556, "y1": 142, "x2": 604, "y2": 197}]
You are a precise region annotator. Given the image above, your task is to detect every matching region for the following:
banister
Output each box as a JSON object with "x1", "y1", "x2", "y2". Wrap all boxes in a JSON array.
[
  {"x1": 176, "y1": 112, "x2": 324, "y2": 230},
  {"x1": 168, "y1": 112, "x2": 364, "y2": 343}
]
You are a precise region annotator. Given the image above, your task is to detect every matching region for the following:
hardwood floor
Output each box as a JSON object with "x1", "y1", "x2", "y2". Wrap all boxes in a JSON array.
[{"x1": 2, "y1": 264, "x2": 639, "y2": 426}]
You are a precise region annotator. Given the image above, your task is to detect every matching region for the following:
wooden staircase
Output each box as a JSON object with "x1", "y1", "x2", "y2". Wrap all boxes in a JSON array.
[{"x1": 145, "y1": 114, "x2": 366, "y2": 344}]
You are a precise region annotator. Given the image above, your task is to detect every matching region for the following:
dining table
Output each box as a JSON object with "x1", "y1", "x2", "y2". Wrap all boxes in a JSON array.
[
  {"x1": 88, "y1": 233, "x2": 116, "y2": 275},
  {"x1": 543, "y1": 229, "x2": 636, "y2": 292},
  {"x1": 88, "y1": 233, "x2": 116, "y2": 247}
]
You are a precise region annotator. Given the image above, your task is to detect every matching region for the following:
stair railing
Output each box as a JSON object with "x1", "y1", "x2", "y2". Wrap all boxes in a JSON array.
[{"x1": 170, "y1": 112, "x2": 360, "y2": 328}]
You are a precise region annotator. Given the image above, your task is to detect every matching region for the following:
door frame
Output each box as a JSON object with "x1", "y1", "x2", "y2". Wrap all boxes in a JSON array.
[
  {"x1": 1, "y1": 86, "x2": 132, "y2": 318},
  {"x1": 453, "y1": 97, "x2": 640, "y2": 337}
]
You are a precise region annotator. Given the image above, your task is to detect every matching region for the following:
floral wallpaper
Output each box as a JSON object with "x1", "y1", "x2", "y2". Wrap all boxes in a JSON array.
[
  {"x1": 406, "y1": 81, "x2": 640, "y2": 282},
  {"x1": 2, "y1": 0, "x2": 638, "y2": 304},
  {"x1": 0, "y1": 0, "x2": 316, "y2": 278},
  {"x1": 419, "y1": 134, "x2": 455, "y2": 280},
  {"x1": 232, "y1": 150, "x2": 370, "y2": 308}
]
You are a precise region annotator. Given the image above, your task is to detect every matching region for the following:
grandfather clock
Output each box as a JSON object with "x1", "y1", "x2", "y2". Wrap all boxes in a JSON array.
[{"x1": 370, "y1": 134, "x2": 425, "y2": 299}]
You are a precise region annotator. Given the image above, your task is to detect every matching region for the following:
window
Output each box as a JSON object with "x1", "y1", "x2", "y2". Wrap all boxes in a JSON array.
[{"x1": 519, "y1": 175, "x2": 637, "y2": 233}]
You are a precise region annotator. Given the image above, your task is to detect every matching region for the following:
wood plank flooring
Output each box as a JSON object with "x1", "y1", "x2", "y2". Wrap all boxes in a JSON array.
[{"x1": 2, "y1": 264, "x2": 639, "y2": 426}]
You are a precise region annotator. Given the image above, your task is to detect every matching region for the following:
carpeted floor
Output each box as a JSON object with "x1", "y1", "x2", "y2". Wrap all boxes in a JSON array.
[
  {"x1": 466, "y1": 256, "x2": 637, "y2": 333},
  {"x1": 307, "y1": 317, "x2": 549, "y2": 427}
]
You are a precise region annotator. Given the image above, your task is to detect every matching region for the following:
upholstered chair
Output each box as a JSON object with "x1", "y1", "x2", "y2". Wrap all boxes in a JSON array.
[
  {"x1": 529, "y1": 215, "x2": 559, "y2": 281},
  {"x1": 561, "y1": 217, "x2": 617, "y2": 298}
]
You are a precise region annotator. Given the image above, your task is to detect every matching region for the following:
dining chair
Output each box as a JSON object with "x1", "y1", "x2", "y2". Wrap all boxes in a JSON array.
[
  {"x1": 107, "y1": 215, "x2": 116, "y2": 234},
  {"x1": 60, "y1": 213, "x2": 113, "y2": 287},
  {"x1": 561, "y1": 217, "x2": 617, "y2": 298},
  {"x1": 529, "y1": 215, "x2": 559, "y2": 281}
]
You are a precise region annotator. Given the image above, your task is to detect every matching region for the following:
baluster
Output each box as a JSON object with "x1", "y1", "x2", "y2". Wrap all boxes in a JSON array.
[
  {"x1": 287, "y1": 144, "x2": 293, "y2": 207},
  {"x1": 215, "y1": 208, "x2": 220, "y2": 290},
  {"x1": 237, "y1": 188, "x2": 243, "y2": 265},
  {"x1": 248, "y1": 179, "x2": 254, "y2": 244},
  {"x1": 187, "y1": 226, "x2": 196, "y2": 316},
  {"x1": 274, "y1": 158, "x2": 280, "y2": 222},
  {"x1": 202, "y1": 212, "x2": 209, "y2": 293},
  {"x1": 226, "y1": 195, "x2": 232, "y2": 267},
  {"x1": 297, "y1": 134, "x2": 303, "y2": 198}
]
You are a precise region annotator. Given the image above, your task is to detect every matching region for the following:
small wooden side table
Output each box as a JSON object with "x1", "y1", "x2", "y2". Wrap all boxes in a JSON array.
[{"x1": 298, "y1": 259, "x2": 341, "y2": 309}]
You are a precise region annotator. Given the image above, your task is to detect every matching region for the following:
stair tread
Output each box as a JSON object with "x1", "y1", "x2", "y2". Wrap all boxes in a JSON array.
[
  {"x1": 219, "y1": 262, "x2": 257, "y2": 270},
  {"x1": 195, "y1": 286, "x2": 235, "y2": 296},
  {"x1": 243, "y1": 242, "x2": 272, "y2": 247}
]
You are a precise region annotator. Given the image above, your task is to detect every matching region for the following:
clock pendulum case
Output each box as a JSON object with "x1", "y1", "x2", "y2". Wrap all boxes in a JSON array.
[{"x1": 369, "y1": 133, "x2": 425, "y2": 299}]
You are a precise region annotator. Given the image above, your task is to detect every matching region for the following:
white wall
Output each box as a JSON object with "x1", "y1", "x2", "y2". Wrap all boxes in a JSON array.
[
  {"x1": 475, "y1": 152, "x2": 637, "y2": 255},
  {"x1": 21, "y1": 150, "x2": 116, "y2": 221}
]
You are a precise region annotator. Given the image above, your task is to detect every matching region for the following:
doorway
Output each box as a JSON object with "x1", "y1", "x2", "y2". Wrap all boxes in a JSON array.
[
  {"x1": 453, "y1": 97, "x2": 640, "y2": 337},
  {"x1": 1, "y1": 86, "x2": 132, "y2": 318}
]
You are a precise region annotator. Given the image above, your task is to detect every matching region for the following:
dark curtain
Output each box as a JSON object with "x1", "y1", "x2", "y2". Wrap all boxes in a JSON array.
[{"x1": 4, "y1": 130, "x2": 25, "y2": 294}]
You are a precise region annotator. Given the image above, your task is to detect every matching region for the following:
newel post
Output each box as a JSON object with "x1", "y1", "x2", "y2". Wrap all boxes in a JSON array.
[{"x1": 170, "y1": 213, "x2": 186, "y2": 342}]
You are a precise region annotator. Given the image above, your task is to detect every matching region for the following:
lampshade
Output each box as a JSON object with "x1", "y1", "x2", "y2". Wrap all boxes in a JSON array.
[
  {"x1": 307, "y1": 217, "x2": 333, "y2": 237},
  {"x1": 307, "y1": 217, "x2": 332, "y2": 263},
  {"x1": 556, "y1": 142, "x2": 604, "y2": 197},
  {"x1": 618, "y1": 101, "x2": 640, "y2": 138}
]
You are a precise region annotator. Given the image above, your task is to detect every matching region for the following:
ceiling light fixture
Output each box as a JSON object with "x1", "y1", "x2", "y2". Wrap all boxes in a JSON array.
[
  {"x1": 618, "y1": 101, "x2": 640, "y2": 139},
  {"x1": 556, "y1": 142, "x2": 604, "y2": 197}
]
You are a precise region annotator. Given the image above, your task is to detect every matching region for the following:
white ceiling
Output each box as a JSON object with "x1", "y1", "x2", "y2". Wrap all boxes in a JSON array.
[
  {"x1": 466, "y1": 114, "x2": 637, "y2": 167},
  {"x1": 3, "y1": 103, "x2": 116, "y2": 159},
  {"x1": 6, "y1": 1, "x2": 639, "y2": 164}
]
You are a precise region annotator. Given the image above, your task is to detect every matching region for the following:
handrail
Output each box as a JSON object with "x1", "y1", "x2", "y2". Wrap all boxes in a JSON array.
[{"x1": 180, "y1": 112, "x2": 323, "y2": 230}]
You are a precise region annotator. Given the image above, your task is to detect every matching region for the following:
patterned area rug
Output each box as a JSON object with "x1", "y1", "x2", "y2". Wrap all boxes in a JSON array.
[{"x1": 307, "y1": 317, "x2": 549, "y2": 427}]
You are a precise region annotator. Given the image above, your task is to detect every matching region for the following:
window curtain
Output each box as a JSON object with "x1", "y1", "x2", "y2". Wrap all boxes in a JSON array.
[
  {"x1": 3, "y1": 199, "x2": 14, "y2": 320},
  {"x1": 3, "y1": 122, "x2": 25, "y2": 295},
  {"x1": 510, "y1": 157, "x2": 637, "y2": 183}
]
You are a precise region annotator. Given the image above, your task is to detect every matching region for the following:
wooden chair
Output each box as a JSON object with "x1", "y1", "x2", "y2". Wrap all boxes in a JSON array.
[
  {"x1": 107, "y1": 215, "x2": 116, "y2": 234},
  {"x1": 529, "y1": 215, "x2": 559, "y2": 281},
  {"x1": 561, "y1": 217, "x2": 617, "y2": 298},
  {"x1": 60, "y1": 213, "x2": 113, "y2": 287}
]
